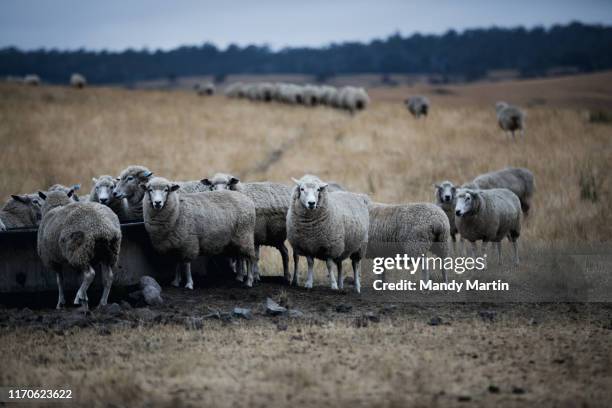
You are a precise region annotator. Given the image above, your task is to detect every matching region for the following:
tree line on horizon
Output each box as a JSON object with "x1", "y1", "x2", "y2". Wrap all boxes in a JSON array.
[{"x1": 1, "y1": 22, "x2": 611, "y2": 85}]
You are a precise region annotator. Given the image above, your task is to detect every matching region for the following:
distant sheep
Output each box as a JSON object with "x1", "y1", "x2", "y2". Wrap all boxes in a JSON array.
[
  {"x1": 287, "y1": 175, "x2": 369, "y2": 293},
  {"x1": 0, "y1": 194, "x2": 42, "y2": 229},
  {"x1": 195, "y1": 82, "x2": 215, "y2": 96},
  {"x1": 70, "y1": 73, "x2": 87, "y2": 89},
  {"x1": 496, "y1": 101, "x2": 525, "y2": 139},
  {"x1": 368, "y1": 202, "x2": 450, "y2": 282},
  {"x1": 455, "y1": 188, "x2": 521, "y2": 265},
  {"x1": 142, "y1": 177, "x2": 257, "y2": 288},
  {"x1": 202, "y1": 173, "x2": 294, "y2": 283},
  {"x1": 405, "y1": 96, "x2": 430, "y2": 118},
  {"x1": 37, "y1": 188, "x2": 121, "y2": 310},
  {"x1": 24, "y1": 74, "x2": 40, "y2": 86},
  {"x1": 302, "y1": 85, "x2": 322, "y2": 106},
  {"x1": 224, "y1": 82, "x2": 244, "y2": 98},
  {"x1": 463, "y1": 167, "x2": 535, "y2": 215},
  {"x1": 339, "y1": 86, "x2": 370, "y2": 114}
]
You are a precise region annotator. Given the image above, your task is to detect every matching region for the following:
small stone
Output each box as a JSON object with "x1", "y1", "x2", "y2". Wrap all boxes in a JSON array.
[
  {"x1": 457, "y1": 396, "x2": 471, "y2": 402},
  {"x1": 266, "y1": 298, "x2": 287, "y2": 316},
  {"x1": 335, "y1": 304, "x2": 352, "y2": 313},
  {"x1": 142, "y1": 285, "x2": 163, "y2": 306},
  {"x1": 288, "y1": 309, "x2": 304, "y2": 318},
  {"x1": 232, "y1": 307, "x2": 252, "y2": 320},
  {"x1": 139, "y1": 276, "x2": 162, "y2": 292},
  {"x1": 428, "y1": 316, "x2": 443, "y2": 326},
  {"x1": 479, "y1": 310, "x2": 497, "y2": 321},
  {"x1": 512, "y1": 386, "x2": 525, "y2": 394}
]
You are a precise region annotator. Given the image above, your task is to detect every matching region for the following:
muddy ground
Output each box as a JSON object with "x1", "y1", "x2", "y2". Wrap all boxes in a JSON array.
[{"x1": 1, "y1": 279, "x2": 611, "y2": 408}]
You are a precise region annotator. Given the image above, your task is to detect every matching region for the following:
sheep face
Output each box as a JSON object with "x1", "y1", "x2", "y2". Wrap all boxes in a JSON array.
[
  {"x1": 9, "y1": 194, "x2": 43, "y2": 223},
  {"x1": 435, "y1": 181, "x2": 456, "y2": 204},
  {"x1": 114, "y1": 166, "x2": 153, "y2": 203},
  {"x1": 39, "y1": 190, "x2": 74, "y2": 217},
  {"x1": 92, "y1": 176, "x2": 116, "y2": 205},
  {"x1": 455, "y1": 190, "x2": 480, "y2": 217},
  {"x1": 292, "y1": 177, "x2": 328, "y2": 210},
  {"x1": 143, "y1": 179, "x2": 179, "y2": 210},
  {"x1": 201, "y1": 173, "x2": 238, "y2": 191}
]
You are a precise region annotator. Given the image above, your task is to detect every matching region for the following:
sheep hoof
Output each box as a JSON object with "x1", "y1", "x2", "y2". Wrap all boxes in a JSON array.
[
  {"x1": 304, "y1": 281, "x2": 313, "y2": 289},
  {"x1": 185, "y1": 282, "x2": 194, "y2": 290},
  {"x1": 331, "y1": 283, "x2": 339, "y2": 290},
  {"x1": 56, "y1": 301, "x2": 65, "y2": 310},
  {"x1": 171, "y1": 280, "x2": 180, "y2": 287}
]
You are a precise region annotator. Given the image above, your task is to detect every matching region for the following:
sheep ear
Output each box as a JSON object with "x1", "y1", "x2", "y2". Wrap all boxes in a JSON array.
[
  {"x1": 229, "y1": 177, "x2": 239, "y2": 185},
  {"x1": 170, "y1": 184, "x2": 180, "y2": 192},
  {"x1": 291, "y1": 177, "x2": 300, "y2": 185},
  {"x1": 11, "y1": 194, "x2": 29, "y2": 203},
  {"x1": 38, "y1": 191, "x2": 47, "y2": 200},
  {"x1": 92, "y1": 177, "x2": 97, "y2": 183},
  {"x1": 201, "y1": 178, "x2": 212, "y2": 186},
  {"x1": 319, "y1": 183, "x2": 328, "y2": 190},
  {"x1": 143, "y1": 171, "x2": 153, "y2": 178},
  {"x1": 67, "y1": 189, "x2": 74, "y2": 198}
]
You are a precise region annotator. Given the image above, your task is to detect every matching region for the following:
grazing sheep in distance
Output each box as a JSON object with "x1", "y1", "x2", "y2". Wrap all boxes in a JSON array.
[
  {"x1": 142, "y1": 177, "x2": 257, "y2": 289},
  {"x1": 434, "y1": 181, "x2": 462, "y2": 253},
  {"x1": 455, "y1": 188, "x2": 521, "y2": 265},
  {"x1": 405, "y1": 96, "x2": 430, "y2": 118},
  {"x1": 463, "y1": 167, "x2": 535, "y2": 215},
  {"x1": 368, "y1": 202, "x2": 451, "y2": 283},
  {"x1": 202, "y1": 173, "x2": 294, "y2": 283},
  {"x1": 0, "y1": 194, "x2": 43, "y2": 229},
  {"x1": 496, "y1": 101, "x2": 525, "y2": 139},
  {"x1": 339, "y1": 86, "x2": 370, "y2": 114},
  {"x1": 224, "y1": 82, "x2": 244, "y2": 98},
  {"x1": 37, "y1": 189, "x2": 122, "y2": 310},
  {"x1": 287, "y1": 175, "x2": 369, "y2": 293},
  {"x1": 195, "y1": 82, "x2": 215, "y2": 96},
  {"x1": 302, "y1": 85, "x2": 322, "y2": 106},
  {"x1": 24, "y1": 74, "x2": 40, "y2": 86},
  {"x1": 70, "y1": 73, "x2": 87, "y2": 89}
]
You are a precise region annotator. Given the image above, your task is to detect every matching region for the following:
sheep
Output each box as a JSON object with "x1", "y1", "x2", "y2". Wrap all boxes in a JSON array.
[
  {"x1": 367, "y1": 202, "x2": 451, "y2": 283},
  {"x1": 70, "y1": 73, "x2": 87, "y2": 89},
  {"x1": 455, "y1": 188, "x2": 521, "y2": 265},
  {"x1": 434, "y1": 181, "x2": 462, "y2": 253},
  {"x1": 24, "y1": 74, "x2": 40, "y2": 86},
  {"x1": 339, "y1": 86, "x2": 370, "y2": 114},
  {"x1": 89, "y1": 175, "x2": 129, "y2": 221},
  {"x1": 201, "y1": 173, "x2": 294, "y2": 283},
  {"x1": 0, "y1": 218, "x2": 5, "y2": 231},
  {"x1": 48, "y1": 183, "x2": 83, "y2": 201},
  {"x1": 405, "y1": 96, "x2": 430, "y2": 118},
  {"x1": 113, "y1": 166, "x2": 155, "y2": 221},
  {"x1": 195, "y1": 82, "x2": 215, "y2": 96},
  {"x1": 0, "y1": 193, "x2": 42, "y2": 229},
  {"x1": 318, "y1": 85, "x2": 339, "y2": 106},
  {"x1": 463, "y1": 167, "x2": 535, "y2": 215},
  {"x1": 142, "y1": 177, "x2": 257, "y2": 289},
  {"x1": 224, "y1": 82, "x2": 244, "y2": 98},
  {"x1": 287, "y1": 175, "x2": 369, "y2": 293},
  {"x1": 496, "y1": 101, "x2": 525, "y2": 139},
  {"x1": 302, "y1": 85, "x2": 322, "y2": 106},
  {"x1": 37, "y1": 188, "x2": 122, "y2": 310}
]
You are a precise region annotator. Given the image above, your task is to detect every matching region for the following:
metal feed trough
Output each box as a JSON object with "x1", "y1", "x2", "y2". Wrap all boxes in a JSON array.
[{"x1": 0, "y1": 222, "x2": 222, "y2": 293}]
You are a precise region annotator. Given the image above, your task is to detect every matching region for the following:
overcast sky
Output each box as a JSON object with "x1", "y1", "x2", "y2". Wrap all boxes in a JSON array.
[{"x1": 1, "y1": 0, "x2": 611, "y2": 51}]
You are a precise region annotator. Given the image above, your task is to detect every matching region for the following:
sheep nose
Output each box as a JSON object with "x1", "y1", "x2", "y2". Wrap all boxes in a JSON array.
[
  {"x1": 444, "y1": 195, "x2": 451, "y2": 201},
  {"x1": 308, "y1": 201, "x2": 316, "y2": 209},
  {"x1": 100, "y1": 198, "x2": 108, "y2": 204},
  {"x1": 113, "y1": 191, "x2": 120, "y2": 198},
  {"x1": 154, "y1": 200, "x2": 162, "y2": 207},
  {"x1": 455, "y1": 210, "x2": 462, "y2": 217}
]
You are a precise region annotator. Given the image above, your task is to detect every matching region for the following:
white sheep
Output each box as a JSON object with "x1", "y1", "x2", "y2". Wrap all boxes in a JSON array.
[
  {"x1": 70, "y1": 73, "x2": 87, "y2": 89},
  {"x1": 195, "y1": 82, "x2": 215, "y2": 96},
  {"x1": 37, "y1": 188, "x2": 122, "y2": 310},
  {"x1": 463, "y1": 167, "x2": 535, "y2": 215},
  {"x1": 405, "y1": 96, "x2": 430, "y2": 118},
  {"x1": 302, "y1": 85, "x2": 322, "y2": 106},
  {"x1": 339, "y1": 86, "x2": 370, "y2": 114},
  {"x1": 455, "y1": 188, "x2": 522, "y2": 265},
  {"x1": 23, "y1": 74, "x2": 40, "y2": 86},
  {"x1": 202, "y1": 173, "x2": 294, "y2": 283},
  {"x1": 368, "y1": 202, "x2": 451, "y2": 283},
  {"x1": 224, "y1": 82, "x2": 244, "y2": 98},
  {"x1": 434, "y1": 181, "x2": 462, "y2": 253},
  {"x1": 495, "y1": 101, "x2": 525, "y2": 139},
  {"x1": 287, "y1": 175, "x2": 369, "y2": 293},
  {"x1": 142, "y1": 177, "x2": 257, "y2": 289}
]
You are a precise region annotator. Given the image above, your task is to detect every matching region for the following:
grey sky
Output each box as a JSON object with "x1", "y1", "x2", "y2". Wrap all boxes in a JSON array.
[{"x1": 1, "y1": 0, "x2": 611, "y2": 51}]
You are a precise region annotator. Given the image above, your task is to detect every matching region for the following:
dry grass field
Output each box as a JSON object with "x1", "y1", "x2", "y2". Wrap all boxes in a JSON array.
[{"x1": 1, "y1": 72, "x2": 612, "y2": 407}]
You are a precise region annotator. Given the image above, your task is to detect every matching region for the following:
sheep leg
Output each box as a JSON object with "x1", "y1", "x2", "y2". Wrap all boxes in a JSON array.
[
  {"x1": 171, "y1": 264, "x2": 181, "y2": 287},
  {"x1": 336, "y1": 260, "x2": 343, "y2": 289},
  {"x1": 180, "y1": 262, "x2": 193, "y2": 290},
  {"x1": 470, "y1": 241, "x2": 478, "y2": 259},
  {"x1": 291, "y1": 252, "x2": 300, "y2": 286},
  {"x1": 253, "y1": 245, "x2": 261, "y2": 282},
  {"x1": 352, "y1": 258, "x2": 361, "y2": 294},
  {"x1": 451, "y1": 234, "x2": 457, "y2": 255},
  {"x1": 74, "y1": 265, "x2": 95, "y2": 310},
  {"x1": 496, "y1": 242, "x2": 503, "y2": 265},
  {"x1": 55, "y1": 269, "x2": 65, "y2": 310},
  {"x1": 326, "y1": 259, "x2": 339, "y2": 290},
  {"x1": 235, "y1": 258, "x2": 246, "y2": 282},
  {"x1": 99, "y1": 264, "x2": 114, "y2": 306},
  {"x1": 278, "y1": 243, "x2": 290, "y2": 284},
  {"x1": 305, "y1": 256, "x2": 315, "y2": 289},
  {"x1": 481, "y1": 241, "x2": 489, "y2": 269},
  {"x1": 245, "y1": 258, "x2": 254, "y2": 288},
  {"x1": 511, "y1": 239, "x2": 520, "y2": 266},
  {"x1": 421, "y1": 267, "x2": 430, "y2": 284}
]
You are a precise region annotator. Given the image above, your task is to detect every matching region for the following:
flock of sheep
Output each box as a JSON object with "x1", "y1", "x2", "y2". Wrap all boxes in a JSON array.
[{"x1": 1, "y1": 161, "x2": 534, "y2": 309}]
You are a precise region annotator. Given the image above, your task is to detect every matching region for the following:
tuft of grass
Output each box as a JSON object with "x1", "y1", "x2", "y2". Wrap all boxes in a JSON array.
[
  {"x1": 579, "y1": 163, "x2": 604, "y2": 202},
  {"x1": 588, "y1": 110, "x2": 612, "y2": 124}
]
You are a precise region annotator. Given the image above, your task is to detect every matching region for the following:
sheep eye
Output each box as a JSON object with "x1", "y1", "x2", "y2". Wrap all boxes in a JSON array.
[
  {"x1": 127, "y1": 176, "x2": 134, "y2": 181},
  {"x1": 300, "y1": 188, "x2": 304, "y2": 192}
]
